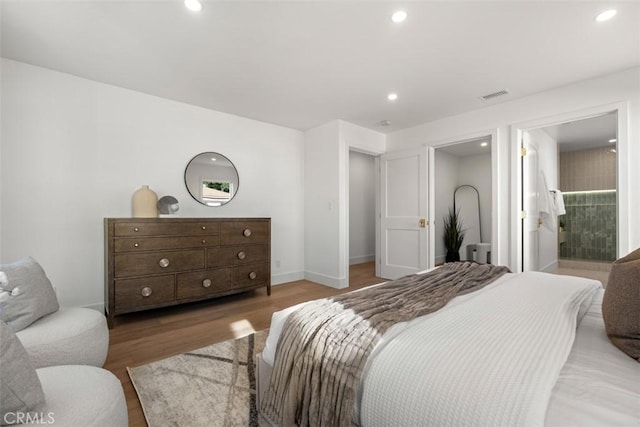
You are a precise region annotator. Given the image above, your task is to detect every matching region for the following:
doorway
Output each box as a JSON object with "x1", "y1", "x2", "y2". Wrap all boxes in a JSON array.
[
  {"x1": 518, "y1": 109, "x2": 621, "y2": 281},
  {"x1": 434, "y1": 136, "x2": 493, "y2": 266},
  {"x1": 349, "y1": 150, "x2": 376, "y2": 280},
  {"x1": 545, "y1": 113, "x2": 617, "y2": 285}
]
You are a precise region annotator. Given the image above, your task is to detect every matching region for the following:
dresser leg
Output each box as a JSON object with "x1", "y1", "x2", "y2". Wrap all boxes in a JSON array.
[{"x1": 106, "y1": 311, "x2": 114, "y2": 329}]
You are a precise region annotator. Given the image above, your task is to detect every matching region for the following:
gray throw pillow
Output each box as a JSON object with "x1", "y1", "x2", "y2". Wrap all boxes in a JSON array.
[
  {"x1": 0, "y1": 320, "x2": 46, "y2": 424},
  {"x1": 0, "y1": 257, "x2": 59, "y2": 332},
  {"x1": 602, "y1": 248, "x2": 640, "y2": 361}
]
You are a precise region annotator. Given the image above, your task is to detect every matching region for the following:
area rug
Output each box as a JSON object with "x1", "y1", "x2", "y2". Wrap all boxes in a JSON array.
[{"x1": 128, "y1": 330, "x2": 268, "y2": 427}]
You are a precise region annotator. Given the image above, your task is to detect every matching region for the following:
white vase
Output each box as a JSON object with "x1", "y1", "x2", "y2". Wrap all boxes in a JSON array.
[{"x1": 132, "y1": 185, "x2": 158, "y2": 218}]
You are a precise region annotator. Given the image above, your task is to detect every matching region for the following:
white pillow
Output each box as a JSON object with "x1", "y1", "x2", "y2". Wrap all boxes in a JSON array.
[
  {"x1": 0, "y1": 257, "x2": 59, "y2": 332},
  {"x1": 0, "y1": 320, "x2": 46, "y2": 424}
]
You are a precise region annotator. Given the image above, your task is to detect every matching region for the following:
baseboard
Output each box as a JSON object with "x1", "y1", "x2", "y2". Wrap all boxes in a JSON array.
[
  {"x1": 349, "y1": 254, "x2": 375, "y2": 265},
  {"x1": 304, "y1": 270, "x2": 348, "y2": 289},
  {"x1": 271, "y1": 271, "x2": 305, "y2": 286},
  {"x1": 540, "y1": 260, "x2": 558, "y2": 273},
  {"x1": 435, "y1": 254, "x2": 446, "y2": 266}
]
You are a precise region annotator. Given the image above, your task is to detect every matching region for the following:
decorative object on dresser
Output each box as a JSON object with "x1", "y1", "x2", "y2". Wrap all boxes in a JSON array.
[
  {"x1": 157, "y1": 195, "x2": 180, "y2": 216},
  {"x1": 132, "y1": 185, "x2": 158, "y2": 217},
  {"x1": 104, "y1": 218, "x2": 271, "y2": 328}
]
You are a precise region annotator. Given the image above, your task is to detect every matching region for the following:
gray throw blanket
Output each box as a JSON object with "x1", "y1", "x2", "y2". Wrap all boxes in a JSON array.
[{"x1": 260, "y1": 262, "x2": 510, "y2": 426}]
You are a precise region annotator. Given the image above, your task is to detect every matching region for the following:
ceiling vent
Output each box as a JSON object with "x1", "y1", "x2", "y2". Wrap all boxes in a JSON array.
[{"x1": 480, "y1": 89, "x2": 510, "y2": 101}]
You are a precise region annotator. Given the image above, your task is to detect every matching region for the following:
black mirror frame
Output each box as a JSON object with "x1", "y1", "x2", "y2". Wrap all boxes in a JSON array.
[{"x1": 184, "y1": 152, "x2": 240, "y2": 207}]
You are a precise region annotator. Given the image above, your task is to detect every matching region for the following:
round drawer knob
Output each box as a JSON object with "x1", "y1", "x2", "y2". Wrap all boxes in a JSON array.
[
  {"x1": 248, "y1": 271, "x2": 257, "y2": 280},
  {"x1": 134, "y1": 243, "x2": 139, "y2": 248},
  {"x1": 202, "y1": 226, "x2": 206, "y2": 230},
  {"x1": 237, "y1": 251, "x2": 246, "y2": 260},
  {"x1": 243, "y1": 228, "x2": 252, "y2": 237},
  {"x1": 201, "y1": 240, "x2": 207, "y2": 244},
  {"x1": 141, "y1": 286, "x2": 152, "y2": 297},
  {"x1": 202, "y1": 279, "x2": 212, "y2": 288},
  {"x1": 134, "y1": 227, "x2": 139, "y2": 232},
  {"x1": 158, "y1": 258, "x2": 170, "y2": 268}
]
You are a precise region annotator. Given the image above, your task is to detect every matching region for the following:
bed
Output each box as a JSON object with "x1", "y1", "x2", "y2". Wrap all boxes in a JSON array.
[{"x1": 256, "y1": 262, "x2": 640, "y2": 427}]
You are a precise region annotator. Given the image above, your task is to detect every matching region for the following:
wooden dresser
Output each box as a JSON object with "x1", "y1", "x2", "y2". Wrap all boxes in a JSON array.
[{"x1": 104, "y1": 217, "x2": 270, "y2": 328}]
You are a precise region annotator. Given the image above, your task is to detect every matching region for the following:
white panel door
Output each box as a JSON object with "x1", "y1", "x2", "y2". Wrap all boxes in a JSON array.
[
  {"x1": 379, "y1": 147, "x2": 429, "y2": 279},
  {"x1": 522, "y1": 132, "x2": 540, "y2": 272}
]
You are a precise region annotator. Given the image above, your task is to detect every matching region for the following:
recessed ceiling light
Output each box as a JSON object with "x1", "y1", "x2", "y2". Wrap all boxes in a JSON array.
[
  {"x1": 387, "y1": 93, "x2": 398, "y2": 101},
  {"x1": 480, "y1": 142, "x2": 488, "y2": 147},
  {"x1": 184, "y1": 0, "x2": 203, "y2": 13},
  {"x1": 609, "y1": 138, "x2": 617, "y2": 143},
  {"x1": 594, "y1": 9, "x2": 616, "y2": 22},
  {"x1": 391, "y1": 11, "x2": 407, "y2": 23},
  {"x1": 380, "y1": 120, "x2": 391, "y2": 126}
]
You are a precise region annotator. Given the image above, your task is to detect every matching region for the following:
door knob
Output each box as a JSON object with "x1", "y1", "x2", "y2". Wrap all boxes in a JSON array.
[{"x1": 419, "y1": 218, "x2": 427, "y2": 228}]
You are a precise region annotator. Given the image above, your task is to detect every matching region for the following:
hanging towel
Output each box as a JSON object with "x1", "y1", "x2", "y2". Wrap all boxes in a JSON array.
[
  {"x1": 538, "y1": 171, "x2": 556, "y2": 232},
  {"x1": 551, "y1": 189, "x2": 566, "y2": 215}
]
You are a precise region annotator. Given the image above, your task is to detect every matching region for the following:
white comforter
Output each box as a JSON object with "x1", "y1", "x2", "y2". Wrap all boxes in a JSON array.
[
  {"x1": 359, "y1": 271, "x2": 599, "y2": 426},
  {"x1": 262, "y1": 271, "x2": 627, "y2": 426}
]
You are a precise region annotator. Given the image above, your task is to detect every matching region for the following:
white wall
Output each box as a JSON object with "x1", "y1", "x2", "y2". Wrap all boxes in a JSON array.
[
  {"x1": 349, "y1": 151, "x2": 376, "y2": 265},
  {"x1": 340, "y1": 122, "x2": 386, "y2": 154},
  {"x1": 0, "y1": 59, "x2": 305, "y2": 309},
  {"x1": 526, "y1": 129, "x2": 559, "y2": 272},
  {"x1": 304, "y1": 120, "x2": 385, "y2": 287},
  {"x1": 304, "y1": 121, "x2": 342, "y2": 285},
  {"x1": 388, "y1": 67, "x2": 640, "y2": 269}
]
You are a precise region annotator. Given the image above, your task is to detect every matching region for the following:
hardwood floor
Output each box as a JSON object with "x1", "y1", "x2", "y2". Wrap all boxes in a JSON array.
[{"x1": 104, "y1": 262, "x2": 381, "y2": 427}]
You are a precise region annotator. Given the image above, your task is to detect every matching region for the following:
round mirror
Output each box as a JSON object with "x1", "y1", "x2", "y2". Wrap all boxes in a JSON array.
[{"x1": 184, "y1": 152, "x2": 239, "y2": 206}]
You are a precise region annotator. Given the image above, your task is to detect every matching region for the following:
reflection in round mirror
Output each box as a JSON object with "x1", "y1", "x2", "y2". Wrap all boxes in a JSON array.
[{"x1": 184, "y1": 152, "x2": 239, "y2": 206}]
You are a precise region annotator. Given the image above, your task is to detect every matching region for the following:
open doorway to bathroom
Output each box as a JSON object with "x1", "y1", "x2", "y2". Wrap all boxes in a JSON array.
[
  {"x1": 532, "y1": 112, "x2": 617, "y2": 286},
  {"x1": 434, "y1": 137, "x2": 493, "y2": 266}
]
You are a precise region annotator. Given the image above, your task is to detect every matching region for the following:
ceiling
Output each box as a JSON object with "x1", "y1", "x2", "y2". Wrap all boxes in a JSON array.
[
  {"x1": 544, "y1": 112, "x2": 617, "y2": 152},
  {"x1": 1, "y1": 1, "x2": 639, "y2": 133},
  {"x1": 436, "y1": 136, "x2": 491, "y2": 158}
]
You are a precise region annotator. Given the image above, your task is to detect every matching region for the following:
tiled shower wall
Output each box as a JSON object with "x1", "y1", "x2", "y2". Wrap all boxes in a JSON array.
[
  {"x1": 559, "y1": 191, "x2": 617, "y2": 261},
  {"x1": 558, "y1": 147, "x2": 616, "y2": 262}
]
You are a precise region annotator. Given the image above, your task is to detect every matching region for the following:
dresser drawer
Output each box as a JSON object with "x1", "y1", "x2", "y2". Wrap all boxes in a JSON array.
[
  {"x1": 233, "y1": 263, "x2": 269, "y2": 287},
  {"x1": 114, "y1": 250, "x2": 205, "y2": 278},
  {"x1": 207, "y1": 244, "x2": 267, "y2": 268},
  {"x1": 115, "y1": 221, "x2": 220, "y2": 237},
  {"x1": 114, "y1": 235, "x2": 220, "y2": 253},
  {"x1": 220, "y1": 221, "x2": 269, "y2": 245},
  {"x1": 105, "y1": 217, "x2": 270, "y2": 328},
  {"x1": 114, "y1": 275, "x2": 175, "y2": 311},
  {"x1": 176, "y1": 268, "x2": 233, "y2": 300}
]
